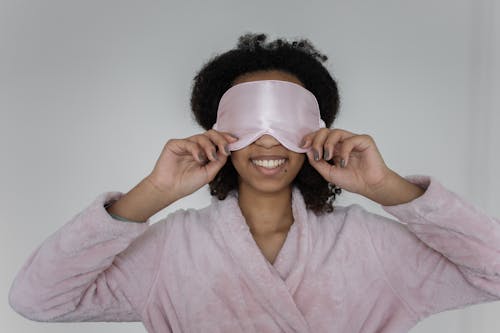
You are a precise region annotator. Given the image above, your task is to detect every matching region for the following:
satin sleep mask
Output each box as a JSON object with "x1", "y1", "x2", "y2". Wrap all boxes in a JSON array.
[{"x1": 212, "y1": 79, "x2": 325, "y2": 153}]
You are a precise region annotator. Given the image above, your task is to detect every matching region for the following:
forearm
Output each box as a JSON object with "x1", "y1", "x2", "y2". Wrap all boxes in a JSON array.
[
  {"x1": 365, "y1": 174, "x2": 500, "y2": 320},
  {"x1": 364, "y1": 170, "x2": 425, "y2": 206},
  {"x1": 380, "y1": 174, "x2": 500, "y2": 310},
  {"x1": 9, "y1": 191, "x2": 150, "y2": 321},
  {"x1": 106, "y1": 176, "x2": 175, "y2": 223}
]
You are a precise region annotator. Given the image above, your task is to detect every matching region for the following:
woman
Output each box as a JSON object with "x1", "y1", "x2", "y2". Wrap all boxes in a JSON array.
[{"x1": 9, "y1": 33, "x2": 500, "y2": 333}]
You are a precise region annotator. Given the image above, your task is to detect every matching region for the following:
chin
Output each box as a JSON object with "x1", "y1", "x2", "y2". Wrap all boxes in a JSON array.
[{"x1": 237, "y1": 175, "x2": 296, "y2": 196}]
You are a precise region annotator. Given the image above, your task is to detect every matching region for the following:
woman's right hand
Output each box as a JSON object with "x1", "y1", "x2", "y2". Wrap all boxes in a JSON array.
[{"x1": 146, "y1": 129, "x2": 238, "y2": 203}]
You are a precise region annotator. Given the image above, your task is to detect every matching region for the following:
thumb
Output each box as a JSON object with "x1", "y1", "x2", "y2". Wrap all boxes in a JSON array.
[
  {"x1": 306, "y1": 150, "x2": 347, "y2": 184},
  {"x1": 204, "y1": 151, "x2": 228, "y2": 182}
]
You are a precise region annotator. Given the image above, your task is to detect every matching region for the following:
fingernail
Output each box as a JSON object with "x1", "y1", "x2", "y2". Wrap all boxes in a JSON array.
[
  {"x1": 224, "y1": 145, "x2": 231, "y2": 155},
  {"x1": 340, "y1": 159, "x2": 345, "y2": 168},
  {"x1": 323, "y1": 151, "x2": 329, "y2": 160},
  {"x1": 212, "y1": 150, "x2": 218, "y2": 160},
  {"x1": 300, "y1": 139, "x2": 306, "y2": 147},
  {"x1": 313, "y1": 149, "x2": 319, "y2": 161},
  {"x1": 230, "y1": 134, "x2": 239, "y2": 139},
  {"x1": 198, "y1": 152, "x2": 206, "y2": 162}
]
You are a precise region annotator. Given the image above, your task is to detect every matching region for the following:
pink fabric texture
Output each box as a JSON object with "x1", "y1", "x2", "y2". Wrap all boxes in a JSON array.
[
  {"x1": 8, "y1": 175, "x2": 500, "y2": 332},
  {"x1": 212, "y1": 80, "x2": 325, "y2": 153}
]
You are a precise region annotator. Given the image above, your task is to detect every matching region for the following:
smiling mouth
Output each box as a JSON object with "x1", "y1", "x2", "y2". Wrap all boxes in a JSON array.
[{"x1": 250, "y1": 158, "x2": 287, "y2": 169}]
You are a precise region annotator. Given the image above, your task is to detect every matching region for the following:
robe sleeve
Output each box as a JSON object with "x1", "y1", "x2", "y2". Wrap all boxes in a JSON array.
[
  {"x1": 358, "y1": 175, "x2": 500, "y2": 321},
  {"x1": 8, "y1": 191, "x2": 167, "y2": 322}
]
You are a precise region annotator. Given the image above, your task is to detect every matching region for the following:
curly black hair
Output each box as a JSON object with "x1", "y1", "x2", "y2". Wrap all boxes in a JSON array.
[{"x1": 190, "y1": 33, "x2": 342, "y2": 215}]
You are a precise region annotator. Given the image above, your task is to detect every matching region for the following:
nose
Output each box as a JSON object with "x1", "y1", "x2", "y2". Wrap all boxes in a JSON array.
[{"x1": 254, "y1": 134, "x2": 281, "y2": 148}]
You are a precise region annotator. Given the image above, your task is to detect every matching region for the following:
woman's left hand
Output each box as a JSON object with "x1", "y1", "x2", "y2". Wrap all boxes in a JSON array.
[{"x1": 301, "y1": 128, "x2": 396, "y2": 197}]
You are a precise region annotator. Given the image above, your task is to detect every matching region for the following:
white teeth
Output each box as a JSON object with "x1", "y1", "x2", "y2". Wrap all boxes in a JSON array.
[{"x1": 252, "y1": 159, "x2": 286, "y2": 169}]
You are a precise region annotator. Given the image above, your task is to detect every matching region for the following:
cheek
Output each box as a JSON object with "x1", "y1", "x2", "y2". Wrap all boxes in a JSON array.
[
  {"x1": 229, "y1": 154, "x2": 247, "y2": 174},
  {"x1": 295, "y1": 154, "x2": 306, "y2": 167},
  {"x1": 286, "y1": 155, "x2": 305, "y2": 175}
]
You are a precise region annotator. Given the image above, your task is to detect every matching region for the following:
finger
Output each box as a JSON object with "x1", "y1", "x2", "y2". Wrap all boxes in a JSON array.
[
  {"x1": 332, "y1": 155, "x2": 343, "y2": 168},
  {"x1": 169, "y1": 139, "x2": 207, "y2": 164},
  {"x1": 337, "y1": 134, "x2": 373, "y2": 167},
  {"x1": 323, "y1": 129, "x2": 356, "y2": 161},
  {"x1": 306, "y1": 149, "x2": 344, "y2": 183},
  {"x1": 203, "y1": 152, "x2": 228, "y2": 181},
  {"x1": 300, "y1": 130, "x2": 319, "y2": 149},
  {"x1": 219, "y1": 132, "x2": 239, "y2": 142},
  {"x1": 310, "y1": 128, "x2": 331, "y2": 161},
  {"x1": 188, "y1": 134, "x2": 220, "y2": 162},
  {"x1": 302, "y1": 128, "x2": 356, "y2": 154},
  {"x1": 204, "y1": 129, "x2": 233, "y2": 156}
]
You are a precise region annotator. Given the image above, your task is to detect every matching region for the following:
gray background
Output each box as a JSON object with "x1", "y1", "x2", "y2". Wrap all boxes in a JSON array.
[{"x1": 2, "y1": 0, "x2": 499, "y2": 332}]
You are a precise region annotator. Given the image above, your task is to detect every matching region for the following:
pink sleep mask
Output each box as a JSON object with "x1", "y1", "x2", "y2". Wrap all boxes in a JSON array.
[{"x1": 212, "y1": 79, "x2": 325, "y2": 153}]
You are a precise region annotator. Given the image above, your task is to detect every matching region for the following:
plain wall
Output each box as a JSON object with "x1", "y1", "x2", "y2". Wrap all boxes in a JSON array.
[{"x1": 1, "y1": 0, "x2": 498, "y2": 332}]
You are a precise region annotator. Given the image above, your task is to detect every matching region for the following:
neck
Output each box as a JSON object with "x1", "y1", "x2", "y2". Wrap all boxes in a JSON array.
[{"x1": 238, "y1": 183, "x2": 294, "y2": 236}]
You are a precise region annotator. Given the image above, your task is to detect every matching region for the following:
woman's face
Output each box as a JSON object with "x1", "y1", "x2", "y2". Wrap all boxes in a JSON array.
[{"x1": 229, "y1": 70, "x2": 306, "y2": 195}]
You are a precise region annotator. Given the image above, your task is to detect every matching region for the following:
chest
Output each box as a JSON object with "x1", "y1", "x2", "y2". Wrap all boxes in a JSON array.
[{"x1": 252, "y1": 232, "x2": 288, "y2": 265}]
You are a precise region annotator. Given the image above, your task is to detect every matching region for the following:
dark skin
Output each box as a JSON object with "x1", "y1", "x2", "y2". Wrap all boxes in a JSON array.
[
  {"x1": 146, "y1": 69, "x2": 425, "y2": 265},
  {"x1": 231, "y1": 70, "x2": 424, "y2": 264}
]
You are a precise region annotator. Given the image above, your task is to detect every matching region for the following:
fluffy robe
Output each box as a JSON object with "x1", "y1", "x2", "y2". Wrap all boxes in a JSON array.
[{"x1": 8, "y1": 175, "x2": 500, "y2": 332}]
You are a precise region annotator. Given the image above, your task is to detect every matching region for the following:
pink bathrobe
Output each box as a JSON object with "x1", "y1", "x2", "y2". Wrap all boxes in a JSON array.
[{"x1": 8, "y1": 175, "x2": 500, "y2": 332}]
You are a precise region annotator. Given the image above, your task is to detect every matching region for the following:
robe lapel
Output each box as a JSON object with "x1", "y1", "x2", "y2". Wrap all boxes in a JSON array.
[
  {"x1": 213, "y1": 188, "x2": 311, "y2": 333},
  {"x1": 273, "y1": 188, "x2": 311, "y2": 296}
]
